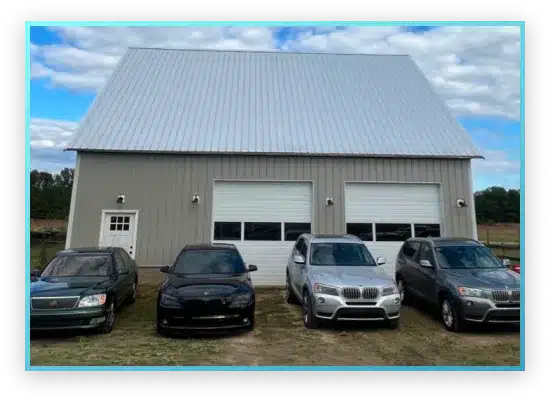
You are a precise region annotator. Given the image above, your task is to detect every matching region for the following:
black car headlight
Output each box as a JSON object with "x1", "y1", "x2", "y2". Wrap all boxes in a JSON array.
[
  {"x1": 229, "y1": 293, "x2": 252, "y2": 308},
  {"x1": 160, "y1": 293, "x2": 180, "y2": 307}
]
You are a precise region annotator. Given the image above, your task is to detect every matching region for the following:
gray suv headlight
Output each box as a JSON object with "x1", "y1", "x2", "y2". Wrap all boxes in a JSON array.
[
  {"x1": 313, "y1": 283, "x2": 339, "y2": 296},
  {"x1": 458, "y1": 287, "x2": 486, "y2": 298}
]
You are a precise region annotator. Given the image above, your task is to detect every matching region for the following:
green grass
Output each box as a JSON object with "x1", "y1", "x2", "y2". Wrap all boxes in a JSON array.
[{"x1": 30, "y1": 269, "x2": 521, "y2": 367}]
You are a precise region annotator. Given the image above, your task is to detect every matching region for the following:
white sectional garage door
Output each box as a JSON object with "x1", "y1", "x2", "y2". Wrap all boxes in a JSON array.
[
  {"x1": 212, "y1": 181, "x2": 313, "y2": 286},
  {"x1": 345, "y1": 183, "x2": 442, "y2": 277}
]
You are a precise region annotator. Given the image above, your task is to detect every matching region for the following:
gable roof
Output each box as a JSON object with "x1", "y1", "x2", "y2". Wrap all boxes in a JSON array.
[{"x1": 66, "y1": 47, "x2": 482, "y2": 159}]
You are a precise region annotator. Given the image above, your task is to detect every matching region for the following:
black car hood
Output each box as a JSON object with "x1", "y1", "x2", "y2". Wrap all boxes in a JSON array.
[
  {"x1": 163, "y1": 273, "x2": 249, "y2": 298},
  {"x1": 30, "y1": 276, "x2": 114, "y2": 297},
  {"x1": 442, "y1": 268, "x2": 520, "y2": 289}
]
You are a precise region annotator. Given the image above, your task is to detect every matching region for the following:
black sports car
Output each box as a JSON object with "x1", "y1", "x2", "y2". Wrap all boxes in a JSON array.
[
  {"x1": 30, "y1": 247, "x2": 138, "y2": 334},
  {"x1": 156, "y1": 243, "x2": 258, "y2": 335}
]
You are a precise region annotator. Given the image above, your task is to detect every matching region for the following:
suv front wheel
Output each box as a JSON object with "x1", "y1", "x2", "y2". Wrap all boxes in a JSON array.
[
  {"x1": 441, "y1": 297, "x2": 465, "y2": 332},
  {"x1": 302, "y1": 290, "x2": 319, "y2": 329}
]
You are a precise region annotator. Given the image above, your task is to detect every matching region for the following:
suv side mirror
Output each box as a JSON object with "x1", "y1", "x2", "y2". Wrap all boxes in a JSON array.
[
  {"x1": 160, "y1": 265, "x2": 170, "y2": 273},
  {"x1": 376, "y1": 257, "x2": 386, "y2": 265},
  {"x1": 247, "y1": 264, "x2": 258, "y2": 272},
  {"x1": 419, "y1": 259, "x2": 433, "y2": 268},
  {"x1": 501, "y1": 258, "x2": 511, "y2": 267},
  {"x1": 293, "y1": 254, "x2": 306, "y2": 264}
]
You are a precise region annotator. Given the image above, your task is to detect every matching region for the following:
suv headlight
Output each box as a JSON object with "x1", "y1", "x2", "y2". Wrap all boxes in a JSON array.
[
  {"x1": 160, "y1": 293, "x2": 180, "y2": 307},
  {"x1": 382, "y1": 284, "x2": 399, "y2": 296},
  {"x1": 77, "y1": 294, "x2": 107, "y2": 308},
  {"x1": 229, "y1": 293, "x2": 252, "y2": 308},
  {"x1": 313, "y1": 283, "x2": 339, "y2": 296},
  {"x1": 457, "y1": 287, "x2": 485, "y2": 298}
]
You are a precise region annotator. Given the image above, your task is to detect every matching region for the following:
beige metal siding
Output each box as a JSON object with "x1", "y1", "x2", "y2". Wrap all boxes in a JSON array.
[{"x1": 69, "y1": 153, "x2": 474, "y2": 266}]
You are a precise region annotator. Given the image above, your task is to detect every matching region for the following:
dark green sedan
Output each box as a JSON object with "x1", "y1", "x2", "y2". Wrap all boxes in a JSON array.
[{"x1": 30, "y1": 247, "x2": 138, "y2": 334}]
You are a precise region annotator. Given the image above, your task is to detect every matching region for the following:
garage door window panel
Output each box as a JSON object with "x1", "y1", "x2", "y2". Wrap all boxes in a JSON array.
[
  {"x1": 244, "y1": 222, "x2": 282, "y2": 241},
  {"x1": 414, "y1": 224, "x2": 441, "y2": 238},
  {"x1": 375, "y1": 223, "x2": 412, "y2": 242},
  {"x1": 346, "y1": 223, "x2": 374, "y2": 241},
  {"x1": 214, "y1": 222, "x2": 242, "y2": 241},
  {"x1": 284, "y1": 223, "x2": 311, "y2": 241}
]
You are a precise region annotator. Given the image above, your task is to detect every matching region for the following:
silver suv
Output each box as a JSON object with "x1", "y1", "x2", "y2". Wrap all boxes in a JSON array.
[{"x1": 285, "y1": 234, "x2": 401, "y2": 329}]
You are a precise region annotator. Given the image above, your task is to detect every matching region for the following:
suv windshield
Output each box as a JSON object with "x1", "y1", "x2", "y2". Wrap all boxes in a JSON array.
[
  {"x1": 41, "y1": 254, "x2": 113, "y2": 277},
  {"x1": 435, "y1": 245, "x2": 504, "y2": 269},
  {"x1": 173, "y1": 249, "x2": 246, "y2": 275},
  {"x1": 310, "y1": 243, "x2": 376, "y2": 266}
]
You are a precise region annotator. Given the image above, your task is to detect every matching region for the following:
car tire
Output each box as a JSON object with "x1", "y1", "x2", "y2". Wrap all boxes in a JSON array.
[
  {"x1": 388, "y1": 318, "x2": 400, "y2": 330},
  {"x1": 156, "y1": 316, "x2": 166, "y2": 336},
  {"x1": 246, "y1": 313, "x2": 256, "y2": 331},
  {"x1": 441, "y1": 297, "x2": 464, "y2": 332},
  {"x1": 128, "y1": 281, "x2": 137, "y2": 304},
  {"x1": 303, "y1": 290, "x2": 319, "y2": 329},
  {"x1": 285, "y1": 273, "x2": 299, "y2": 304},
  {"x1": 396, "y1": 278, "x2": 409, "y2": 305},
  {"x1": 100, "y1": 301, "x2": 115, "y2": 334}
]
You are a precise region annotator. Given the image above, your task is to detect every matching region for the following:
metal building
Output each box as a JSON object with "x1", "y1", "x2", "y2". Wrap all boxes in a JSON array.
[{"x1": 65, "y1": 47, "x2": 482, "y2": 285}]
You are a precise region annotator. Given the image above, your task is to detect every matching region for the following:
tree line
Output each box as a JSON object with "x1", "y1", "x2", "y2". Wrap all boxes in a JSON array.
[{"x1": 29, "y1": 169, "x2": 520, "y2": 225}]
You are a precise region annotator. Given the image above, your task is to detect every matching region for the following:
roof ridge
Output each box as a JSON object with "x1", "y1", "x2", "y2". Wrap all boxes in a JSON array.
[{"x1": 126, "y1": 46, "x2": 411, "y2": 57}]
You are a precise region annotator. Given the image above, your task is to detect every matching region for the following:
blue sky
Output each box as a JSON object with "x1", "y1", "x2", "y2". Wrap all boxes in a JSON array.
[{"x1": 29, "y1": 25, "x2": 521, "y2": 190}]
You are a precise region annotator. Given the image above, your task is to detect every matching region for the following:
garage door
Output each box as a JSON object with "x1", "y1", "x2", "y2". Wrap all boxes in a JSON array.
[
  {"x1": 212, "y1": 181, "x2": 313, "y2": 286},
  {"x1": 345, "y1": 183, "x2": 442, "y2": 277}
]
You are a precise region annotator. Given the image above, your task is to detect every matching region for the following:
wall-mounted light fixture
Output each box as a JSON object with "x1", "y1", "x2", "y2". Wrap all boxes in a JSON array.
[
  {"x1": 192, "y1": 194, "x2": 200, "y2": 205},
  {"x1": 456, "y1": 198, "x2": 468, "y2": 208},
  {"x1": 326, "y1": 197, "x2": 334, "y2": 206},
  {"x1": 116, "y1": 194, "x2": 126, "y2": 204}
]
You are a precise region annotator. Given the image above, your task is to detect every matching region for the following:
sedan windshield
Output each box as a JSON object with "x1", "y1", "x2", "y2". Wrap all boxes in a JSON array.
[
  {"x1": 41, "y1": 254, "x2": 113, "y2": 277},
  {"x1": 309, "y1": 243, "x2": 376, "y2": 266},
  {"x1": 173, "y1": 250, "x2": 247, "y2": 275},
  {"x1": 435, "y1": 246, "x2": 505, "y2": 269}
]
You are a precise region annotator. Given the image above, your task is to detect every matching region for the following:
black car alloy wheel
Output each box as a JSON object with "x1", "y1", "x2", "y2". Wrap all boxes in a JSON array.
[
  {"x1": 101, "y1": 302, "x2": 115, "y2": 334},
  {"x1": 129, "y1": 282, "x2": 137, "y2": 304}
]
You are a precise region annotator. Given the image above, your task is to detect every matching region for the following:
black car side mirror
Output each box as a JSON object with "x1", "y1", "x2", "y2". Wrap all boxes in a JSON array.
[
  {"x1": 247, "y1": 264, "x2": 258, "y2": 272},
  {"x1": 160, "y1": 265, "x2": 170, "y2": 273},
  {"x1": 30, "y1": 269, "x2": 41, "y2": 278}
]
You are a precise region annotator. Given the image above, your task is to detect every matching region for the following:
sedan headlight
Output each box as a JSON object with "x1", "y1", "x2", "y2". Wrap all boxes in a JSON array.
[
  {"x1": 229, "y1": 293, "x2": 252, "y2": 308},
  {"x1": 160, "y1": 293, "x2": 180, "y2": 307},
  {"x1": 313, "y1": 283, "x2": 339, "y2": 296},
  {"x1": 382, "y1": 284, "x2": 399, "y2": 296},
  {"x1": 457, "y1": 287, "x2": 486, "y2": 298},
  {"x1": 77, "y1": 294, "x2": 107, "y2": 308}
]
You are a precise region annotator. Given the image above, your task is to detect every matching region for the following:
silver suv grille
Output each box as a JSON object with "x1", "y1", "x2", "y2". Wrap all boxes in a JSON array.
[
  {"x1": 362, "y1": 287, "x2": 379, "y2": 299},
  {"x1": 492, "y1": 290, "x2": 520, "y2": 302},
  {"x1": 342, "y1": 287, "x2": 361, "y2": 299}
]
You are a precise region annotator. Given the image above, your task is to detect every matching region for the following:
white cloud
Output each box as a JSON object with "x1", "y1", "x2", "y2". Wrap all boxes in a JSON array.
[
  {"x1": 30, "y1": 118, "x2": 78, "y2": 149},
  {"x1": 30, "y1": 26, "x2": 520, "y2": 120},
  {"x1": 472, "y1": 149, "x2": 520, "y2": 174}
]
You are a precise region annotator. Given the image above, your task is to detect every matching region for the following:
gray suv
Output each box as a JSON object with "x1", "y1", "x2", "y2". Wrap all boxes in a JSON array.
[
  {"x1": 285, "y1": 234, "x2": 401, "y2": 329},
  {"x1": 395, "y1": 237, "x2": 520, "y2": 332}
]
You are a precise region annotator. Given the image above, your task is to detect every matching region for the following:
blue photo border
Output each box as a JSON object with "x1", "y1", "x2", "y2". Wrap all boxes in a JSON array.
[{"x1": 24, "y1": 20, "x2": 525, "y2": 371}]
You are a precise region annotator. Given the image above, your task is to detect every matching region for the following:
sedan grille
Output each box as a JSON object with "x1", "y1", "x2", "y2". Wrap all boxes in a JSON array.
[
  {"x1": 342, "y1": 287, "x2": 361, "y2": 299},
  {"x1": 492, "y1": 290, "x2": 520, "y2": 303},
  {"x1": 362, "y1": 287, "x2": 379, "y2": 299},
  {"x1": 31, "y1": 297, "x2": 79, "y2": 310}
]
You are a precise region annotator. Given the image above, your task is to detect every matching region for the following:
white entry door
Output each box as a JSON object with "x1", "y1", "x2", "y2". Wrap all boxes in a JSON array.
[{"x1": 99, "y1": 211, "x2": 139, "y2": 258}]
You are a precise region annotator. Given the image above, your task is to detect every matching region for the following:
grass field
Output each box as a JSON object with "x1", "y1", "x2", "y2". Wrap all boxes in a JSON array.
[
  {"x1": 30, "y1": 267, "x2": 520, "y2": 367},
  {"x1": 477, "y1": 223, "x2": 520, "y2": 243}
]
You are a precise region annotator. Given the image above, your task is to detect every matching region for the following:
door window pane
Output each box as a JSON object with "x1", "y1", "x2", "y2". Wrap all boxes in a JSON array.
[
  {"x1": 284, "y1": 223, "x2": 311, "y2": 241},
  {"x1": 214, "y1": 222, "x2": 242, "y2": 240},
  {"x1": 417, "y1": 243, "x2": 435, "y2": 265},
  {"x1": 375, "y1": 223, "x2": 412, "y2": 242},
  {"x1": 346, "y1": 223, "x2": 374, "y2": 241},
  {"x1": 414, "y1": 224, "x2": 441, "y2": 238},
  {"x1": 244, "y1": 222, "x2": 281, "y2": 241}
]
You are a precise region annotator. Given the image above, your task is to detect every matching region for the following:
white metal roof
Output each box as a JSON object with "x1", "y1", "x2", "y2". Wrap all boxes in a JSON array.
[{"x1": 66, "y1": 48, "x2": 482, "y2": 159}]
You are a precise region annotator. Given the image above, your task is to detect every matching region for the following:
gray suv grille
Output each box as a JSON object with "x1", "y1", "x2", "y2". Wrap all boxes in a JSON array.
[
  {"x1": 492, "y1": 290, "x2": 520, "y2": 302},
  {"x1": 342, "y1": 288, "x2": 361, "y2": 299},
  {"x1": 362, "y1": 287, "x2": 379, "y2": 299}
]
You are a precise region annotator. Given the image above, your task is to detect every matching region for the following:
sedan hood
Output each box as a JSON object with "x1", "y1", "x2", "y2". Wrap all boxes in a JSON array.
[
  {"x1": 164, "y1": 273, "x2": 249, "y2": 298},
  {"x1": 311, "y1": 265, "x2": 393, "y2": 287},
  {"x1": 441, "y1": 268, "x2": 520, "y2": 289},
  {"x1": 30, "y1": 276, "x2": 113, "y2": 297}
]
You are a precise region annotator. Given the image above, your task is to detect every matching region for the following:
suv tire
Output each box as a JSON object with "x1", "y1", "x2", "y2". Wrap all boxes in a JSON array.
[
  {"x1": 303, "y1": 290, "x2": 319, "y2": 329},
  {"x1": 396, "y1": 278, "x2": 409, "y2": 305},
  {"x1": 285, "y1": 273, "x2": 299, "y2": 304},
  {"x1": 441, "y1": 297, "x2": 465, "y2": 332}
]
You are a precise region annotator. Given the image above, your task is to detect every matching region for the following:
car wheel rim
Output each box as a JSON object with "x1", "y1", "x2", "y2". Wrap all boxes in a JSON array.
[
  {"x1": 286, "y1": 277, "x2": 291, "y2": 299},
  {"x1": 132, "y1": 283, "x2": 137, "y2": 299},
  {"x1": 442, "y1": 301, "x2": 453, "y2": 327},
  {"x1": 398, "y1": 281, "x2": 405, "y2": 301},
  {"x1": 303, "y1": 296, "x2": 309, "y2": 324},
  {"x1": 107, "y1": 303, "x2": 115, "y2": 326}
]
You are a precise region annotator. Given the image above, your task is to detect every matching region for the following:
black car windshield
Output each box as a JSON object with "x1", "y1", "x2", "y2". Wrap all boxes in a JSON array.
[
  {"x1": 309, "y1": 243, "x2": 376, "y2": 266},
  {"x1": 435, "y1": 245, "x2": 505, "y2": 269},
  {"x1": 172, "y1": 250, "x2": 247, "y2": 275},
  {"x1": 41, "y1": 254, "x2": 113, "y2": 277}
]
